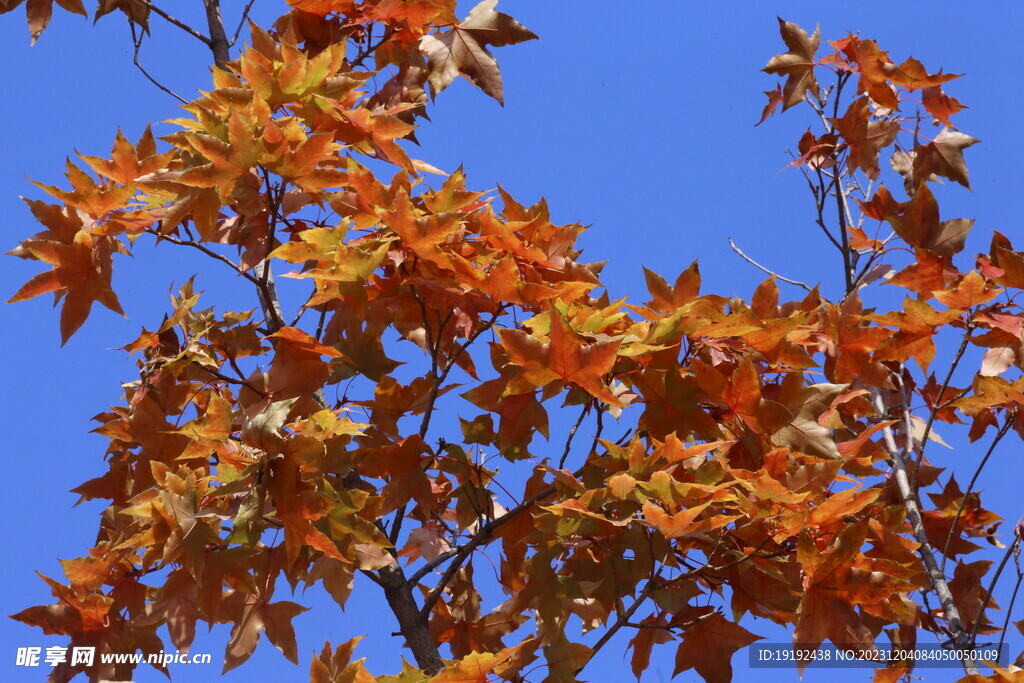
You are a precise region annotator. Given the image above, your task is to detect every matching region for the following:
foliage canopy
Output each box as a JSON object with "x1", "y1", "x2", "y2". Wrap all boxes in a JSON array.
[{"x1": 6, "y1": 2, "x2": 1024, "y2": 682}]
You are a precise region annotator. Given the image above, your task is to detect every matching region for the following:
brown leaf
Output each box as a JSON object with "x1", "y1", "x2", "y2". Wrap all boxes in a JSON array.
[
  {"x1": 498, "y1": 311, "x2": 624, "y2": 405},
  {"x1": 763, "y1": 18, "x2": 820, "y2": 111},
  {"x1": 771, "y1": 382, "x2": 848, "y2": 460},
  {"x1": 885, "y1": 183, "x2": 973, "y2": 257},
  {"x1": 912, "y1": 128, "x2": 980, "y2": 189},
  {"x1": 673, "y1": 613, "x2": 761, "y2": 683},
  {"x1": 223, "y1": 597, "x2": 309, "y2": 672},
  {"x1": 8, "y1": 230, "x2": 125, "y2": 344},
  {"x1": 419, "y1": 0, "x2": 538, "y2": 104},
  {"x1": 94, "y1": 0, "x2": 149, "y2": 28}
]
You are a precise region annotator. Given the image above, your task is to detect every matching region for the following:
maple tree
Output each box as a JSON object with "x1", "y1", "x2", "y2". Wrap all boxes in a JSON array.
[{"x1": 7, "y1": 2, "x2": 1024, "y2": 682}]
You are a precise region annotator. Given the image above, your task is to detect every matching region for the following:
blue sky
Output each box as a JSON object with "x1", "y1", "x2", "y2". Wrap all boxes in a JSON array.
[{"x1": 2, "y1": 1, "x2": 1024, "y2": 682}]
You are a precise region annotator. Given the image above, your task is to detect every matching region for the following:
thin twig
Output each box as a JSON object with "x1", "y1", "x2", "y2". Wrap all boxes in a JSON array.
[
  {"x1": 997, "y1": 547, "x2": 1023, "y2": 658},
  {"x1": 941, "y1": 417, "x2": 1013, "y2": 570},
  {"x1": 143, "y1": 228, "x2": 261, "y2": 284},
  {"x1": 229, "y1": 0, "x2": 258, "y2": 46},
  {"x1": 199, "y1": 366, "x2": 266, "y2": 397},
  {"x1": 969, "y1": 538, "x2": 1021, "y2": 645},
  {"x1": 139, "y1": 0, "x2": 212, "y2": 45},
  {"x1": 913, "y1": 327, "x2": 974, "y2": 488},
  {"x1": 833, "y1": 162, "x2": 854, "y2": 294},
  {"x1": 130, "y1": 21, "x2": 188, "y2": 104},
  {"x1": 416, "y1": 470, "x2": 573, "y2": 617},
  {"x1": 794, "y1": 162, "x2": 843, "y2": 251},
  {"x1": 728, "y1": 237, "x2": 813, "y2": 292},
  {"x1": 558, "y1": 404, "x2": 589, "y2": 470},
  {"x1": 621, "y1": 610, "x2": 719, "y2": 632},
  {"x1": 588, "y1": 406, "x2": 606, "y2": 457},
  {"x1": 393, "y1": 305, "x2": 503, "y2": 550},
  {"x1": 350, "y1": 27, "x2": 396, "y2": 69}
]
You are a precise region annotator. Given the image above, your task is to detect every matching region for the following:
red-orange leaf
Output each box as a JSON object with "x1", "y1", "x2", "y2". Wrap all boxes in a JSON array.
[
  {"x1": 498, "y1": 311, "x2": 623, "y2": 405},
  {"x1": 830, "y1": 98, "x2": 899, "y2": 180}
]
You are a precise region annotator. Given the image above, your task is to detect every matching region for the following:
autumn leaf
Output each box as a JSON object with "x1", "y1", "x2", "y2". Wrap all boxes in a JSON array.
[
  {"x1": 885, "y1": 183, "x2": 973, "y2": 257},
  {"x1": 830, "y1": 97, "x2": 900, "y2": 180},
  {"x1": 755, "y1": 82, "x2": 784, "y2": 125},
  {"x1": 419, "y1": 0, "x2": 538, "y2": 104},
  {"x1": 673, "y1": 613, "x2": 761, "y2": 683},
  {"x1": 498, "y1": 311, "x2": 623, "y2": 405},
  {"x1": 771, "y1": 381, "x2": 847, "y2": 460},
  {"x1": 933, "y1": 271, "x2": 1000, "y2": 310},
  {"x1": 221, "y1": 594, "x2": 309, "y2": 672},
  {"x1": 922, "y1": 85, "x2": 966, "y2": 128},
  {"x1": 429, "y1": 652, "x2": 500, "y2": 682},
  {"x1": 980, "y1": 346, "x2": 1015, "y2": 377},
  {"x1": 8, "y1": 229, "x2": 125, "y2": 344},
  {"x1": 93, "y1": 0, "x2": 149, "y2": 30},
  {"x1": 284, "y1": 0, "x2": 356, "y2": 17},
  {"x1": 18, "y1": 0, "x2": 88, "y2": 45},
  {"x1": 643, "y1": 261, "x2": 700, "y2": 313},
  {"x1": 628, "y1": 616, "x2": 673, "y2": 679},
  {"x1": 763, "y1": 18, "x2": 820, "y2": 111},
  {"x1": 857, "y1": 185, "x2": 900, "y2": 220},
  {"x1": 911, "y1": 128, "x2": 980, "y2": 189}
]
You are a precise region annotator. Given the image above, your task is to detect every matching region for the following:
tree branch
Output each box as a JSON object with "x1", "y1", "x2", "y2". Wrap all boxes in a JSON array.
[
  {"x1": 229, "y1": 0, "x2": 257, "y2": 46},
  {"x1": 201, "y1": 0, "x2": 231, "y2": 64},
  {"x1": 872, "y1": 388, "x2": 979, "y2": 675},
  {"x1": 143, "y1": 228, "x2": 261, "y2": 285},
  {"x1": 912, "y1": 326, "x2": 974, "y2": 487},
  {"x1": 140, "y1": 0, "x2": 212, "y2": 45},
  {"x1": 416, "y1": 473, "x2": 569, "y2": 618},
  {"x1": 558, "y1": 403, "x2": 589, "y2": 470},
  {"x1": 941, "y1": 416, "x2": 1013, "y2": 569},
  {"x1": 728, "y1": 237, "x2": 814, "y2": 292},
  {"x1": 997, "y1": 545, "x2": 1023, "y2": 659},
  {"x1": 129, "y1": 21, "x2": 187, "y2": 104}
]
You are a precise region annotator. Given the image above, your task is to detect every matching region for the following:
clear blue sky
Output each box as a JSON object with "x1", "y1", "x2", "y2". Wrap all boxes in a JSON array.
[{"x1": 2, "y1": 1, "x2": 1023, "y2": 682}]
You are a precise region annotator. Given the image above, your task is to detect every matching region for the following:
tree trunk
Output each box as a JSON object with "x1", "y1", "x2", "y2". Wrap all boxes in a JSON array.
[{"x1": 379, "y1": 564, "x2": 445, "y2": 674}]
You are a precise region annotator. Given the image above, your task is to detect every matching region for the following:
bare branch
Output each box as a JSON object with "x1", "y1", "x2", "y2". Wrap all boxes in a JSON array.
[
  {"x1": 969, "y1": 538, "x2": 1021, "y2": 645},
  {"x1": 350, "y1": 27, "x2": 396, "y2": 69},
  {"x1": 941, "y1": 416, "x2": 1013, "y2": 569},
  {"x1": 997, "y1": 546, "x2": 1023, "y2": 657},
  {"x1": 143, "y1": 228, "x2": 262, "y2": 285},
  {"x1": 793, "y1": 161, "x2": 843, "y2": 251},
  {"x1": 833, "y1": 163, "x2": 855, "y2": 294},
  {"x1": 728, "y1": 237, "x2": 814, "y2": 292},
  {"x1": 588, "y1": 405, "x2": 606, "y2": 457},
  {"x1": 129, "y1": 21, "x2": 187, "y2": 104},
  {"x1": 202, "y1": 0, "x2": 232, "y2": 65},
  {"x1": 198, "y1": 366, "x2": 266, "y2": 397},
  {"x1": 140, "y1": 0, "x2": 212, "y2": 45},
  {"x1": 913, "y1": 326, "x2": 974, "y2": 487},
  {"x1": 229, "y1": 0, "x2": 258, "y2": 47},
  {"x1": 621, "y1": 609, "x2": 719, "y2": 632},
  {"x1": 558, "y1": 403, "x2": 589, "y2": 470}
]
